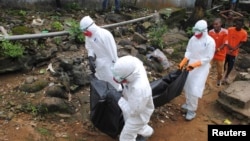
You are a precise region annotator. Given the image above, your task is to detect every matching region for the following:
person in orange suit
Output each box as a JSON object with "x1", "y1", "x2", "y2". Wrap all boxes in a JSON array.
[
  {"x1": 223, "y1": 18, "x2": 248, "y2": 84},
  {"x1": 209, "y1": 18, "x2": 228, "y2": 86}
]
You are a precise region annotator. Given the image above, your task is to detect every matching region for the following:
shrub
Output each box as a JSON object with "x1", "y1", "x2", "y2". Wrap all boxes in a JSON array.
[
  {"x1": 18, "y1": 10, "x2": 27, "y2": 16},
  {"x1": 65, "y1": 2, "x2": 81, "y2": 10},
  {"x1": 65, "y1": 19, "x2": 85, "y2": 44},
  {"x1": 0, "y1": 40, "x2": 24, "y2": 58},
  {"x1": 148, "y1": 24, "x2": 168, "y2": 49},
  {"x1": 51, "y1": 21, "x2": 64, "y2": 31}
]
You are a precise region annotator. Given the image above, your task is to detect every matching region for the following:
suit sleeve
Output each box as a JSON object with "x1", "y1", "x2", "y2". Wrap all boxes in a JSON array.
[
  {"x1": 118, "y1": 88, "x2": 147, "y2": 117},
  {"x1": 85, "y1": 38, "x2": 95, "y2": 57},
  {"x1": 102, "y1": 30, "x2": 118, "y2": 62}
]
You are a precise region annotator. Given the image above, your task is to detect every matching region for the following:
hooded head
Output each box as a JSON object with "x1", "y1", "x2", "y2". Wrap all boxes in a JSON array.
[
  {"x1": 79, "y1": 16, "x2": 97, "y2": 37},
  {"x1": 111, "y1": 56, "x2": 141, "y2": 84},
  {"x1": 192, "y1": 20, "x2": 208, "y2": 39}
]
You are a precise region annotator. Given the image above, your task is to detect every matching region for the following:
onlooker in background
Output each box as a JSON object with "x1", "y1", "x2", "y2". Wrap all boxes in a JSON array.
[
  {"x1": 102, "y1": 0, "x2": 121, "y2": 14},
  {"x1": 230, "y1": 0, "x2": 237, "y2": 10},
  {"x1": 208, "y1": 18, "x2": 228, "y2": 86},
  {"x1": 223, "y1": 18, "x2": 248, "y2": 84},
  {"x1": 178, "y1": 20, "x2": 215, "y2": 121},
  {"x1": 112, "y1": 55, "x2": 155, "y2": 141},
  {"x1": 219, "y1": 9, "x2": 243, "y2": 28},
  {"x1": 79, "y1": 16, "x2": 122, "y2": 91}
]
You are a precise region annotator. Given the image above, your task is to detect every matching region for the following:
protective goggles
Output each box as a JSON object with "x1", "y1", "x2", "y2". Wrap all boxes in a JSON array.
[
  {"x1": 81, "y1": 22, "x2": 94, "y2": 32},
  {"x1": 111, "y1": 66, "x2": 134, "y2": 83},
  {"x1": 192, "y1": 27, "x2": 206, "y2": 33}
]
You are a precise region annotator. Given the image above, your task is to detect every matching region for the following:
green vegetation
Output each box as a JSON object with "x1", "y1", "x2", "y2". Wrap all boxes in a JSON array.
[
  {"x1": 51, "y1": 21, "x2": 64, "y2": 31},
  {"x1": 19, "y1": 79, "x2": 49, "y2": 93},
  {"x1": 186, "y1": 26, "x2": 193, "y2": 37},
  {"x1": 246, "y1": 27, "x2": 250, "y2": 35},
  {"x1": 65, "y1": 2, "x2": 81, "y2": 10},
  {"x1": 51, "y1": 15, "x2": 60, "y2": 21},
  {"x1": 12, "y1": 26, "x2": 33, "y2": 35},
  {"x1": 53, "y1": 37, "x2": 62, "y2": 45},
  {"x1": 65, "y1": 19, "x2": 85, "y2": 43},
  {"x1": 36, "y1": 127, "x2": 50, "y2": 135},
  {"x1": 22, "y1": 103, "x2": 38, "y2": 115},
  {"x1": 0, "y1": 40, "x2": 24, "y2": 58},
  {"x1": 18, "y1": 10, "x2": 27, "y2": 16},
  {"x1": 22, "y1": 103, "x2": 48, "y2": 116},
  {"x1": 148, "y1": 24, "x2": 168, "y2": 49}
]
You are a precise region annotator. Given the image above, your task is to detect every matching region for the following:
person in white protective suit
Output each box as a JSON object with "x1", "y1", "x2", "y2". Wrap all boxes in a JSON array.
[
  {"x1": 79, "y1": 16, "x2": 122, "y2": 91},
  {"x1": 111, "y1": 55, "x2": 155, "y2": 141},
  {"x1": 178, "y1": 20, "x2": 215, "y2": 121}
]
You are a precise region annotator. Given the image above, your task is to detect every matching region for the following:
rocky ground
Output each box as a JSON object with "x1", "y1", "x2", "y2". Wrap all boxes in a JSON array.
[
  {"x1": 0, "y1": 4, "x2": 250, "y2": 141},
  {"x1": 0, "y1": 61, "x2": 245, "y2": 141}
]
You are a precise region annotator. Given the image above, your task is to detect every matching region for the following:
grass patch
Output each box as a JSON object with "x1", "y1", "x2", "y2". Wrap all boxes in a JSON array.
[{"x1": 36, "y1": 127, "x2": 51, "y2": 136}]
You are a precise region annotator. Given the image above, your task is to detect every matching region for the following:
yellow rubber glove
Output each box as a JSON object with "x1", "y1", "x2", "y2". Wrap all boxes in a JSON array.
[
  {"x1": 187, "y1": 61, "x2": 201, "y2": 71},
  {"x1": 178, "y1": 57, "x2": 188, "y2": 69}
]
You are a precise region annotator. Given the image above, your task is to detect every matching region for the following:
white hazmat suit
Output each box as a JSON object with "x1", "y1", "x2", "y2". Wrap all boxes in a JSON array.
[
  {"x1": 112, "y1": 55, "x2": 155, "y2": 141},
  {"x1": 182, "y1": 20, "x2": 215, "y2": 120},
  {"x1": 80, "y1": 16, "x2": 122, "y2": 91}
]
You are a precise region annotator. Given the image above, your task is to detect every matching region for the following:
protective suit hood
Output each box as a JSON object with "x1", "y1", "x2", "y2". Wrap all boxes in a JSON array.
[
  {"x1": 79, "y1": 16, "x2": 98, "y2": 34},
  {"x1": 116, "y1": 55, "x2": 155, "y2": 140},
  {"x1": 192, "y1": 20, "x2": 208, "y2": 39},
  {"x1": 112, "y1": 56, "x2": 142, "y2": 83}
]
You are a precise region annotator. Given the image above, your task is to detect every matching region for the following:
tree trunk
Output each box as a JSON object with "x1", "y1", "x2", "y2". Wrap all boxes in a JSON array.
[{"x1": 183, "y1": 0, "x2": 209, "y2": 29}]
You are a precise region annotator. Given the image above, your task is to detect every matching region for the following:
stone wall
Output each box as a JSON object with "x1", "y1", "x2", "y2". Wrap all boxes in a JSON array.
[{"x1": 0, "y1": 0, "x2": 198, "y2": 10}]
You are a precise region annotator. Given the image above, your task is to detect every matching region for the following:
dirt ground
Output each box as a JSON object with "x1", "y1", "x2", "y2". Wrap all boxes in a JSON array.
[{"x1": 0, "y1": 62, "x2": 242, "y2": 141}]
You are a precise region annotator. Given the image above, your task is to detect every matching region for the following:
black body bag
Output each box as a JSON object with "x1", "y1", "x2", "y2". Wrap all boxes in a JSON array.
[
  {"x1": 151, "y1": 69, "x2": 189, "y2": 108},
  {"x1": 89, "y1": 69, "x2": 188, "y2": 138},
  {"x1": 89, "y1": 76, "x2": 124, "y2": 139}
]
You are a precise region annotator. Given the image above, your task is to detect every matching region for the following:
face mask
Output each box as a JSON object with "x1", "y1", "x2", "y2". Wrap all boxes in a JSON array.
[
  {"x1": 194, "y1": 32, "x2": 203, "y2": 39},
  {"x1": 113, "y1": 77, "x2": 127, "y2": 84},
  {"x1": 112, "y1": 70, "x2": 133, "y2": 84},
  {"x1": 84, "y1": 30, "x2": 92, "y2": 37}
]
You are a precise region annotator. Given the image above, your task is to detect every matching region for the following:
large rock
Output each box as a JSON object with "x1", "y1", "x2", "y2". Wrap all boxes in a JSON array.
[
  {"x1": 0, "y1": 57, "x2": 27, "y2": 73},
  {"x1": 19, "y1": 79, "x2": 49, "y2": 93},
  {"x1": 217, "y1": 81, "x2": 250, "y2": 122},
  {"x1": 41, "y1": 97, "x2": 74, "y2": 114},
  {"x1": 132, "y1": 32, "x2": 147, "y2": 44},
  {"x1": 158, "y1": 7, "x2": 186, "y2": 27},
  {"x1": 0, "y1": 45, "x2": 58, "y2": 74},
  {"x1": 45, "y1": 85, "x2": 68, "y2": 99},
  {"x1": 241, "y1": 40, "x2": 250, "y2": 53},
  {"x1": 237, "y1": 55, "x2": 250, "y2": 70}
]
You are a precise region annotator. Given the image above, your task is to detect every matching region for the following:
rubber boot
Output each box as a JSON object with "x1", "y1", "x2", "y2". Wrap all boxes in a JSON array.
[{"x1": 185, "y1": 110, "x2": 196, "y2": 121}]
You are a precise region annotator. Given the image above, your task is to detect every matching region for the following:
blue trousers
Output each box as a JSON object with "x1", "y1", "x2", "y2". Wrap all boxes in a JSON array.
[
  {"x1": 102, "y1": 0, "x2": 120, "y2": 11},
  {"x1": 224, "y1": 54, "x2": 236, "y2": 78}
]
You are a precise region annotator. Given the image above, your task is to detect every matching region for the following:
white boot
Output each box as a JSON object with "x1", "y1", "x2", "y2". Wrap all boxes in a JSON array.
[
  {"x1": 138, "y1": 125, "x2": 153, "y2": 137},
  {"x1": 185, "y1": 110, "x2": 196, "y2": 121}
]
